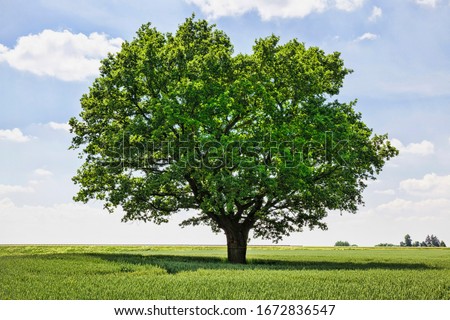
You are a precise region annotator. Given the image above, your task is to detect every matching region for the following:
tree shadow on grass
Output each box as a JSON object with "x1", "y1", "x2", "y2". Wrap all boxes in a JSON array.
[{"x1": 86, "y1": 253, "x2": 435, "y2": 274}]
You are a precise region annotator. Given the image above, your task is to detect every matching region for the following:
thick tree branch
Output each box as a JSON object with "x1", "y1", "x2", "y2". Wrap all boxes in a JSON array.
[
  {"x1": 242, "y1": 195, "x2": 264, "y2": 230},
  {"x1": 135, "y1": 103, "x2": 151, "y2": 122},
  {"x1": 223, "y1": 114, "x2": 242, "y2": 135},
  {"x1": 312, "y1": 166, "x2": 340, "y2": 182}
]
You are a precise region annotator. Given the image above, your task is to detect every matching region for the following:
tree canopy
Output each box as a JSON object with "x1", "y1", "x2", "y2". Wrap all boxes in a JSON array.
[{"x1": 70, "y1": 16, "x2": 398, "y2": 263}]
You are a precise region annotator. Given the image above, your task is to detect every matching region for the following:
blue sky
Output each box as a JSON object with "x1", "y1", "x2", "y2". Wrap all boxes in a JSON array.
[{"x1": 0, "y1": 0, "x2": 449, "y2": 246}]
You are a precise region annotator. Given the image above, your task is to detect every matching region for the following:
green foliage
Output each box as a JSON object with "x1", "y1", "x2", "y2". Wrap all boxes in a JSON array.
[
  {"x1": 69, "y1": 16, "x2": 398, "y2": 259},
  {"x1": 1, "y1": 246, "x2": 449, "y2": 300},
  {"x1": 403, "y1": 234, "x2": 445, "y2": 247},
  {"x1": 376, "y1": 243, "x2": 395, "y2": 247},
  {"x1": 425, "y1": 235, "x2": 444, "y2": 247},
  {"x1": 334, "y1": 241, "x2": 350, "y2": 246},
  {"x1": 404, "y1": 234, "x2": 412, "y2": 247}
]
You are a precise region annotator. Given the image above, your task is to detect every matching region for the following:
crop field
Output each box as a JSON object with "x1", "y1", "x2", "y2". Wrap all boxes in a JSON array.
[{"x1": 0, "y1": 245, "x2": 448, "y2": 300}]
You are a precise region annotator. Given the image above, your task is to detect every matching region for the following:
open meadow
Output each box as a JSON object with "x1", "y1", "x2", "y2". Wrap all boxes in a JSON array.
[{"x1": 0, "y1": 245, "x2": 448, "y2": 300}]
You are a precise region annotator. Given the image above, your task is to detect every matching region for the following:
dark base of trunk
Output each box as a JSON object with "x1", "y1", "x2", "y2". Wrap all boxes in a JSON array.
[
  {"x1": 227, "y1": 244, "x2": 247, "y2": 264},
  {"x1": 225, "y1": 229, "x2": 248, "y2": 264}
]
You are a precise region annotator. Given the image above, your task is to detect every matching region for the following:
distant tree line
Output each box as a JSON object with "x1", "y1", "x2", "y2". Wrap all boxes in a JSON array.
[
  {"x1": 375, "y1": 234, "x2": 446, "y2": 247},
  {"x1": 375, "y1": 243, "x2": 395, "y2": 247},
  {"x1": 400, "y1": 234, "x2": 446, "y2": 247},
  {"x1": 334, "y1": 241, "x2": 358, "y2": 247}
]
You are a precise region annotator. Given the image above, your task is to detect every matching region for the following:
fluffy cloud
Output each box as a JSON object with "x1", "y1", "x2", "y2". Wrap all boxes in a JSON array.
[
  {"x1": 0, "y1": 184, "x2": 34, "y2": 195},
  {"x1": 377, "y1": 197, "x2": 450, "y2": 220},
  {"x1": 0, "y1": 128, "x2": 33, "y2": 143},
  {"x1": 374, "y1": 189, "x2": 396, "y2": 195},
  {"x1": 186, "y1": 0, "x2": 364, "y2": 20},
  {"x1": 355, "y1": 32, "x2": 378, "y2": 41},
  {"x1": 0, "y1": 30, "x2": 123, "y2": 81},
  {"x1": 368, "y1": 6, "x2": 382, "y2": 21},
  {"x1": 380, "y1": 73, "x2": 450, "y2": 97},
  {"x1": 334, "y1": 0, "x2": 364, "y2": 11},
  {"x1": 390, "y1": 138, "x2": 434, "y2": 156},
  {"x1": 377, "y1": 198, "x2": 413, "y2": 211},
  {"x1": 400, "y1": 173, "x2": 450, "y2": 197},
  {"x1": 0, "y1": 197, "x2": 15, "y2": 208},
  {"x1": 415, "y1": 0, "x2": 439, "y2": 7},
  {"x1": 0, "y1": 43, "x2": 8, "y2": 54},
  {"x1": 34, "y1": 168, "x2": 53, "y2": 177},
  {"x1": 48, "y1": 121, "x2": 71, "y2": 132}
]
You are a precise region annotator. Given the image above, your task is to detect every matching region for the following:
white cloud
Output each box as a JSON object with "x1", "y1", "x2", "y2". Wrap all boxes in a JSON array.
[
  {"x1": 368, "y1": 6, "x2": 382, "y2": 21},
  {"x1": 377, "y1": 198, "x2": 412, "y2": 211},
  {"x1": 380, "y1": 74, "x2": 450, "y2": 96},
  {"x1": 0, "y1": 128, "x2": 33, "y2": 143},
  {"x1": 0, "y1": 184, "x2": 34, "y2": 195},
  {"x1": 415, "y1": 0, "x2": 439, "y2": 7},
  {"x1": 34, "y1": 168, "x2": 53, "y2": 177},
  {"x1": 377, "y1": 197, "x2": 450, "y2": 220},
  {"x1": 380, "y1": 70, "x2": 450, "y2": 97},
  {"x1": 186, "y1": 0, "x2": 364, "y2": 20},
  {"x1": 355, "y1": 32, "x2": 378, "y2": 41},
  {"x1": 390, "y1": 138, "x2": 434, "y2": 156},
  {"x1": 0, "y1": 30, "x2": 123, "y2": 81},
  {"x1": 48, "y1": 121, "x2": 71, "y2": 132},
  {"x1": 0, "y1": 197, "x2": 15, "y2": 209},
  {"x1": 400, "y1": 173, "x2": 450, "y2": 197},
  {"x1": 335, "y1": 0, "x2": 364, "y2": 12},
  {"x1": 0, "y1": 43, "x2": 8, "y2": 55},
  {"x1": 374, "y1": 189, "x2": 396, "y2": 195}
]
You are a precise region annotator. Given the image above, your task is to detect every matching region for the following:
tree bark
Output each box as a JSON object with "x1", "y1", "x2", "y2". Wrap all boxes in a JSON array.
[{"x1": 224, "y1": 227, "x2": 249, "y2": 264}]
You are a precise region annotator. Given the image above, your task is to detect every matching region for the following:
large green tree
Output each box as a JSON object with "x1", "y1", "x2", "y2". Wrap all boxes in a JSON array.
[{"x1": 70, "y1": 17, "x2": 397, "y2": 263}]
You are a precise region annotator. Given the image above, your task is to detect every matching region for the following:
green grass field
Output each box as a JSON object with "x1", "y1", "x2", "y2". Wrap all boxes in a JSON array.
[{"x1": 0, "y1": 245, "x2": 448, "y2": 300}]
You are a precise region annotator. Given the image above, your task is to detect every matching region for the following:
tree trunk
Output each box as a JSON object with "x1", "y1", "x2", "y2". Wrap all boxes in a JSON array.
[{"x1": 225, "y1": 228, "x2": 249, "y2": 264}]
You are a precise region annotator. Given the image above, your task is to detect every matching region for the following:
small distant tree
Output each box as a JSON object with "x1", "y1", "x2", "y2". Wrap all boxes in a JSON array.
[
  {"x1": 430, "y1": 235, "x2": 440, "y2": 247},
  {"x1": 375, "y1": 243, "x2": 395, "y2": 247},
  {"x1": 425, "y1": 235, "x2": 432, "y2": 247},
  {"x1": 412, "y1": 241, "x2": 420, "y2": 247},
  {"x1": 404, "y1": 234, "x2": 412, "y2": 247},
  {"x1": 335, "y1": 241, "x2": 350, "y2": 246},
  {"x1": 421, "y1": 235, "x2": 444, "y2": 247}
]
